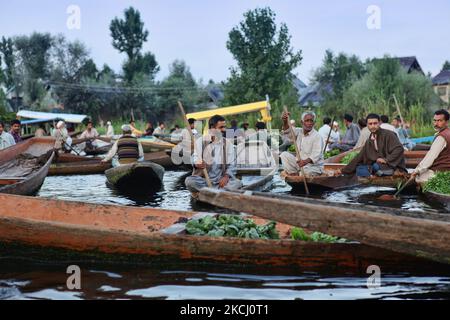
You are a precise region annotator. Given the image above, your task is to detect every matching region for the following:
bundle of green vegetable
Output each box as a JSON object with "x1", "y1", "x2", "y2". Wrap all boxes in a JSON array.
[
  {"x1": 290, "y1": 227, "x2": 347, "y2": 243},
  {"x1": 340, "y1": 151, "x2": 359, "y2": 164},
  {"x1": 324, "y1": 149, "x2": 340, "y2": 159},
  {"x1": 423, "y1": 171, "x2": 450, "y2": 195},
  {"x1": 287, "y1": 145, "x2": 296, "y2": 153},
  {"x1": 186, "y1": 214, "x2": 280, "y2": 239}
]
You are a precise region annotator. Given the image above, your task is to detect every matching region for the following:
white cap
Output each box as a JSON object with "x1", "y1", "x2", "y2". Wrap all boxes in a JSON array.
[
  {"x1": 107, "y1": 121, "x2": 112, "y2": 126},
  {"x1": 56, "y1": 121, "x2": 65, "y2": 129},
  {"x1": 121, "y1": 124, "x2": 132, "y2": 132}
]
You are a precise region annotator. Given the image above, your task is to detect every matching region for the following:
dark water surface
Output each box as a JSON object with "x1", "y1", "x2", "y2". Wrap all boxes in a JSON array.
[{"x1": 1, "y1": 171, "x2": 449, "y2": 300}]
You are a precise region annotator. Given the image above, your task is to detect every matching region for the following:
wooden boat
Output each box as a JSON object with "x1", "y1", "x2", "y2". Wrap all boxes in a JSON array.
[
  {"x1": 325, "y1": 150, "x2": 426, "y2": 169},
  {"x1": 198, "y1": 188, "x2": 450, "y2": 265},
  {"x1": 358, "y1": 173, "x2": 416, "y2": 189},
  {"x1": 105, "y1": 161, "x2": 165, "y2": 193},
  {"x1": 153, "y1": 133, "x2": 182, "y2": 144},
  {"x1": 54, "y1": 153, "x2": 102, "y2": 163},
  {"x1": 0, "y1": 193, "x2": 448, "y2": 274},
  {"x1": 283, "y1": 171, "x2": 359, "y2": 192},
  {"x1": 139, "y1": 137, "x2": 175, "y2": 153},
  {"x1": 49, "y1": 160, "x2": 112, "y2": 176},
  {"x1": 84, "y1": 143, "x2": 112, "y2": 156},
  {"x1": 424, "y1": 191, "x2": 450, "y2": 212},
  {"x1": 0, "y1": 137, "x2": 55, "y2": 195}
]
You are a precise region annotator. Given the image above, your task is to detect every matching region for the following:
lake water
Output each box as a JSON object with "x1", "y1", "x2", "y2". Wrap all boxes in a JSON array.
[{"x1": 0, "y1": 171, "x2": 449, "y2": 300}]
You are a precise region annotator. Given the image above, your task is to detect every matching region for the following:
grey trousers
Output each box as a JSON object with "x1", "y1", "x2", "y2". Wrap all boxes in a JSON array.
[{"x1": 185, "y1": 175, "x2": 243, "y2": 193}]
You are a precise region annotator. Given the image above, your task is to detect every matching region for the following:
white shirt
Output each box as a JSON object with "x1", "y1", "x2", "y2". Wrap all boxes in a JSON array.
[
  {"x1": 381, "y1": 123, "x2": 400, "y2": 137},
  {"x1": 354, "y1": 127, "x2": 371, "y2": 150},
  {"x1": 154, "y1": 127, "x2": 166, "y2": 135},
  {"x1": 0, "y1": 131, "x2": 16, "y2": 150},
  {"x1": 80, "y1": 128, "x2": 99, "y2": 147},
  {"x1": 106, "y1": 125, "x2": 115, "y2": 137},
  {"x1": 318, "y1": 124, "x2": 339, "y2": 150},
  {"x1": 283, "y1": 128, "x2": 324, "y2": 164},
  {"x1": 415, "y1": 136, "x2": 447, "y2": 175}
]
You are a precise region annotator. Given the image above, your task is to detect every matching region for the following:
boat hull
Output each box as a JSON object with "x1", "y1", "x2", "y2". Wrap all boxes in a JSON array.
[
  {"x1": 0, "y1": 194, "x2": 447, "y2": 274},
  {"x1": 105, "y1": 161, "x2": 165, "y2": 193},
  {"x1": 0, "y1": 138, "x2": 55, "y2": 196}
]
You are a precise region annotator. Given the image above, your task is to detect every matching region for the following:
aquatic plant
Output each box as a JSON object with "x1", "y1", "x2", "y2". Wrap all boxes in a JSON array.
[
  {"x1": 340, "y1": 151, "x2": 359, "y2": 164},
  {"x1": 290, "y1": 227, "x2": 347, "y2": 243}
]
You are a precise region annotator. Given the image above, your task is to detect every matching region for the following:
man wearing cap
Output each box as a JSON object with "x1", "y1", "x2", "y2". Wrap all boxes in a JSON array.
[
  {"x1": 102, "y1": 125, "x2": 144, "y2": 166},
  {"x1": 0, "y1": 121, "x2": 16, "y2": 150}
]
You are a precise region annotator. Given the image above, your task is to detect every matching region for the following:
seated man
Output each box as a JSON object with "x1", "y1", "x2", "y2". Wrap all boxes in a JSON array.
[
  {"x1": 412, "y1": 109, "x2": 450, "y2": 185},
  {"x1": 9, "y1": 119, "x2": 22, "y2": 144},
  {"x1": 80, "y1": 121, "x2": 100, "y2": 151},
  {"x1": 185, "y1": 115, "x2": 242, "y2": 194},
  {"x1": 329, "y1": 114, "x2": 360, "y2": 152},
  {"x1": 102, "y1": 125, "x2": 144, "y2": 166},
  {"x1": 280, "y1": 111, "x2": 324, "y2": 177},
  {"x1": 392, "y1": 116, "x2": 416, "y2": 151},
  {"x1": 340, "y1": 113, "x2": 406, "y2": 177},
  {"x1": 52, "y1": 121, "x2": 73, "y2": 153},
  {"x1": 0, "y1": 121, "x2": 16, "y2": 150}
]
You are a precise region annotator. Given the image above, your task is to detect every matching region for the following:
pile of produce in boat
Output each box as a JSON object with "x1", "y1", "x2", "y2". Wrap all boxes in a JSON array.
[
  {"x1": 423, "y1": 171, "x2": 450, "y2": 195},
  {"x1": 340, "y1": 151, "x2": 359, "y2": 164},
  {"x1": 290, "y1": 227, "x2": 347, "y2": 243},
  {"x1": 186, "y1": 214, "x2": 279, "y2": 239},
  {"x1": 324, "y1": 149, "x2": 340, "y2": 159}
]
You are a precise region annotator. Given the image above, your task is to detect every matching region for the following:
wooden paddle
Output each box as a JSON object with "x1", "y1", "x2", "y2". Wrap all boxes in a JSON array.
[
  {"x1": 378, "y1": 176, "x2": 415, "y2": 201},
  {"x1": 178, "y1": 101, "x2": 212, "y2": 188},
  {"x1": 283, "y1": 106, "x2": 310, "y2": 195}
]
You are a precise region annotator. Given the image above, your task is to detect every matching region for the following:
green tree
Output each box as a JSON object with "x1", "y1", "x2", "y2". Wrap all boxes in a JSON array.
[
  {"x1": 313, "y1": 50, "x2": 366, "y2": 102},
  {"x1": 14, "y1": 32, "x2": 53, "y2": 107},
  {"x1": 110, "y1": 7, "x2": 159, "y2": 83},
  {"x1": 442, "y1": 60, "x2": 450, "y2": 71},
  {"x1": 0, "y1": 37, "x2": 21, "y2": 109},
  {"x1": 155, "y1": 60, "x2": 207, "y2": 121},
  {"x1": 223, "y1": 7, "x2": 302, "y2": 105}
]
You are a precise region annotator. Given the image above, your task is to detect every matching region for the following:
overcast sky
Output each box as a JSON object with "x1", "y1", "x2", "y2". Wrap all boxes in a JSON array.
[{"x1": 1, "y1": 0, "x2": 449, "y2": 84}]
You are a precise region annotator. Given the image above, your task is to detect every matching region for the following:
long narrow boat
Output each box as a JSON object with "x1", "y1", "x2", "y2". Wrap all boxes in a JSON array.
[
  {"x1": 84, "y1": 143, "x2": 112, "y2": 156},
  {"x1": 139, "y1": 137, "x2": 175, "y2": 153},
  {"x1": 0, "y1": 194, "x2": 448, "y2": 274},
  {"x1": 49, "y1": 160, "x2": 112, "y2": 176},
  {"x1": 144, "y1": 151, "x2": 191, "y2": 170},
  {"x1": 53, "y1": 153, "x2": 101, "y2": 163},
  {"x1": 105, "y1": 161, "x2": 165, "y2": 193},
  {"x1": 198, "y1": 189, "x2": 450, "y2": 265},
  {"x1": 0, "y1": 137, "x2": 55, "y2": 195},
  {"x1": 283, "y1": 171, "x2": 359, "y2": 192},
  {"x1": 325, "y1": 150, "x2": 426, "y2": 169}
]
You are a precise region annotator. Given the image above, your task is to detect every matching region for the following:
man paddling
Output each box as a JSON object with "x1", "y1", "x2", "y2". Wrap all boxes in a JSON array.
[
  {"x1": 280, "y1": 111, "x2": 324, "y2": 177},
  {"x1": 185, "y1": 115, "x2": 242, "y2": 194},
  {"x1": 102, "y1": 125, "x2": 144, "y2": 166},
  {"x1": 79, "y1": 121, "x2": 100, "y2": 151},
  {"x1": 412, "y1": 109, "x2": 450, "y2": 185},
  {"x1": 338, "y1": 113, "x2": 406, "y2": 177}
]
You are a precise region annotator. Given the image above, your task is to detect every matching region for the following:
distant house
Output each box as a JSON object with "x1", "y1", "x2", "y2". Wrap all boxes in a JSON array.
[
  {"x1": 292, "y1": 76, "x2": 308, "y2": 96},
  {"x1": 298, "y1": 83, "x2": 333, "y2": 108},
  {"x1": 395, "y1": 56, "x2": 425, "y2": 75},
  {"x1": 432, "y1": 70, "x2": 450, "y2": 104}
]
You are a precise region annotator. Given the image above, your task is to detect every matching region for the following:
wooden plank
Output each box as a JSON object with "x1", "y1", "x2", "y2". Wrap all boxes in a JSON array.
[{"x1": 198, "y1": 188, "x2": 450, "y2": 264}]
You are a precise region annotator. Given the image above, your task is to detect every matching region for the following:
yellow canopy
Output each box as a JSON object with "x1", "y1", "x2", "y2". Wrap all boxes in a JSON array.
[{"x1": 186, "y1": 100, "x2": 272, "y2": 130}]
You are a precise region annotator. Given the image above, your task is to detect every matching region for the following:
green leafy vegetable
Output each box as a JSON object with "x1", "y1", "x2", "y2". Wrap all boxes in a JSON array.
[
  {"x1": 186, "y1": 214, "x2": 280, "y2": 240},
  {"x1": 340, "y1": 151, "x2": 359, "y2": 164},
  {"x1": 324, "y1": 149, "x2": 340, "y2": 159},
  {"x1": 423, "y1": 171, "x2": 450, "y2": 195},
  {"x1": 290, "y1": 227, "x2": 346, "y2": 243}
]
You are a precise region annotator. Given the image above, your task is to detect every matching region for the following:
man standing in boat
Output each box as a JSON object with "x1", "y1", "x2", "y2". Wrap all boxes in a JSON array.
[
  {"x1": 280, "y1": 111, "x2": 324, "y2": 177},
  {"x1": 185, "y1": 115, "x2": 242, "y2": 194},
  {"x1": 338, "y1": 113, "x2": 406, "y2": 177},
  {"x1": 0, "y1": 121, "x2": 16, "y2": 150},
  {"x1": 102, "y1": 125, "x2": 144, "y2": 166},
  {"x1": 174, "y1": 118, "x2": 198, "y2": 165},
  {"x1": 9, "y1": 119, "x2": 22, "y2": 144},
  {"x1": 412, "y1": 109, "x2": 450, "y2": 185}
]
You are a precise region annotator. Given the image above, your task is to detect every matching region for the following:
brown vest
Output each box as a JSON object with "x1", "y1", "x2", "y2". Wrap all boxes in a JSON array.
[{"x1": 430, "y1": 127, "x2": 450, "y2": 172}]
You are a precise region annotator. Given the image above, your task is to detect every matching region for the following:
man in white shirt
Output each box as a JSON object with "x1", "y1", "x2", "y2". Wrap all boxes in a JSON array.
[
  {"x1": 280, "y1": 111, "x2": 324, "y2": 177},
  {"x1": 153, "y1": 122, "x2": 166, "y2": 136},
  {"x1": 380, "y1": 115, "x2": 400, "y2": 137},
  {"x1": 80, "y1": 121, "x2": 100, "y2": 149},
  {"x1": 0, "y1": 121, "x2": 16, "y2": 150},
  {"x1": 412, "y1": 109, "x2": 450, "y2": 185},
  {"x1": 318, "y1": 117, "x2": 337, "y2": 152}
]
